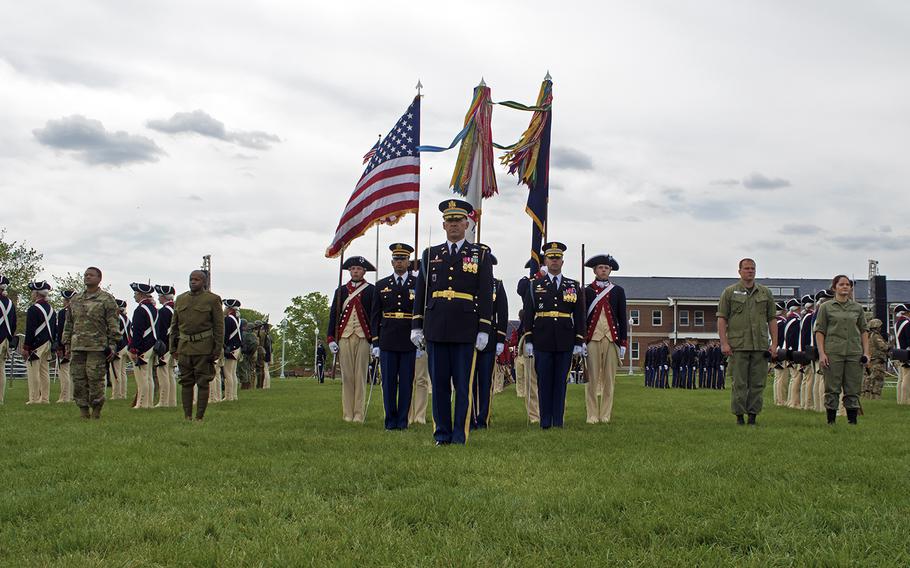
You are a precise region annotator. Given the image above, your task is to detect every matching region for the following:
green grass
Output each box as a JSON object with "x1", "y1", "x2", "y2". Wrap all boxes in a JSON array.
[{"x1": 1, "y1": 375, "x2": 908, "y2": 567}]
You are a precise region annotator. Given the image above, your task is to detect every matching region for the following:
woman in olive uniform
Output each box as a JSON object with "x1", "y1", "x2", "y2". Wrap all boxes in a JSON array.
[{"x1": 814, "y1": 275, "x2": 870, "y2": 425}]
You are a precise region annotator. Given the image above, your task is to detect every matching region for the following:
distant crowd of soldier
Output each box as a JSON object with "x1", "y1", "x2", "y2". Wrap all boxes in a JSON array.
[
  {"x1": 643, "y1": 341, "x2": 727, "y2": 390},
  {"x1": 0, "y1": 270, "x2": 275, "y2": 420}
]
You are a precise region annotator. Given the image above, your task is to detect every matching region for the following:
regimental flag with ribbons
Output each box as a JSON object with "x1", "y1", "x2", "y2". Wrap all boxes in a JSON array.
[
  {"x1": 500, "y1": 76, "x2": 553, "y2": 275},
  {"x1": 325, "y1": 97, "x2": 421, "y2": 258}
]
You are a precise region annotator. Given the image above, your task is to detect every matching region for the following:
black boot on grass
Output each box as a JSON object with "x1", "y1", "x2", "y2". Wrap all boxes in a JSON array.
[
  {"x1": 79, "y1": 406, "x2": 91, "y2": 420},
  {"x1": 736, "y1": 414, "x2": 745, "y2": 425},
  {"x1": 747, "y1": 414, "x2": 757, "y2": 426},
  {"x1": 846, "y1": 408, "x2": 858, "y2": 425},
  {"x1": 826, "y1": 408, "x2": 837, "y2": 424}
]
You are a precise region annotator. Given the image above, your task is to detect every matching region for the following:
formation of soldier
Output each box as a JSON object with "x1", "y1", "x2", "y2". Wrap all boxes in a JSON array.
[
  {"x1": 643, "y1": 341, "x2": 726, "y2": 390},
  {"x1": 0, "y1": 269, "x2": 276, "y2": 420}
]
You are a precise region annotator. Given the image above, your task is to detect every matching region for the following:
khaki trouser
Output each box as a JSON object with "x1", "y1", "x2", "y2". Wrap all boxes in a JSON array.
[
  {"x1": 730, "y1": 351, "x2": 768, "y2": 416},
  {"x1": 156, "y1": 352, "x2": 177, "y2": 407},
  {"x1": 27, "y1": 342, "x2": 51, "y2": 404},
  {"x1": 813, "y1": 364, "x2": 826, "y2": 412},
  {"x1": 132, "y1": 348, "x2": 156, "y2": 409},
  {"x1": 516, "y1": 353, "x2": 540, "y2": 422},
  {"x1": 263, "y1": 363, "x2": 271, "y2": 389},
  {"x1": 786, "y1": 363, "x2": 802, "y2": 409},
  {"x1": 339, "y1": 336, "x2": 369, "y2": 422},
  {"x1": 208, "y1": 359, "x2": 223, "y2": 403},
  {"x1": 0, "y1": 338, "x2": 8, "y2": 404},
  {"x1": 897, "y1": 365, "x2": 910, "y2": 405},
  {"x1": 800, "y1": 364, "x2": 814, "y2": 410},
  {"x1": 772, "y1": 366, "x2": 788, "y2": 406},
  {"x1": 57, "y1": 359, "x2": 73, "y2": 402},
  {"x1": 585, "y1": 339, "x2": 619, "y2": 423},
  {"x1": 223, "y1": 350, "x2": 240, "y2": 401},
  {"x1": 493, "y1": 363, "x2": 506, "y2": 394},
  {"x1": 409, "y1": 353, "x2": 430, "y2": 424},
  {"x1": 110, "y1": 347, "x2": 129, "y2": 399}
]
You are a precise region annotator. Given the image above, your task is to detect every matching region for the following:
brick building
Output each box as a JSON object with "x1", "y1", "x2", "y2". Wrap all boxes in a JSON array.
[{"x1": 608, "y1": 276, "x2": 910, "y2": 367}]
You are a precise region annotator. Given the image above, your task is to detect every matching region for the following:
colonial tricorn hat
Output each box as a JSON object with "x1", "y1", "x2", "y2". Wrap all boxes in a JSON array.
[
  {"x1": 543, "y1": 241, "x2": 567, "y2": 259},
  {"x1": 130, "y1": 282, "x2": 154, "y2": 294},
  {"x1": 775, "y1": 300, "x2": 785, "y2": 311},
  {"x1": 894, "y1": 303, "x2": 909, "y2": 314},
  {"x1": 585, "y1": 254, "x2": 619, "y2": 271},
  {"x1": 223, "y1": 298, "x2": 241, "y2": 309},
  {"x1": 115, "y1": 299, "x2": 127, "y2": 309},
  {"x1": 477, "y1": 243, "x2": 497, "y2": 265},
  {"x1": 786, "y1": 298, "x2": 800, "y2": 309},
  {"x1": 0, "y1": 275, "x2": 9, "y2": 287},
  {"x1": 438, "y1": 199, "x2": 473, "y2": 220},
  {"x1": 61, "y1": 290, "x2": 77, "y2": 300},
  {"x1": 154, "y1": 284, "x2": 175, "y2": 295},
  {"x1": 28, "y1": 281, "x2": 51, "y2": 291},
  {"x1": 815, "y1": 289, "x2": 835, "y2": 301},
  {"x1": 342, "y1": 256, "x2": 376, "y2": 271},
  {"x1": 388, "y1": 242, "x2": 414, "y2": 259},
  {"x1": 801, "y1": 294, "x2": 814, "y2": 305}
]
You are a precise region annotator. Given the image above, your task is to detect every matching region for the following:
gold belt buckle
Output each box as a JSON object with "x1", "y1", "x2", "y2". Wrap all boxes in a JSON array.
[{"x1": 441, "y1": 290, "x2": 455, "y2": 300}]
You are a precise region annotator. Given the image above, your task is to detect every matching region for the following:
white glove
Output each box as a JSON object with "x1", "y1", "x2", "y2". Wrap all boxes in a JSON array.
[
  {"x1": 525, "y1": 343, "x2": 534, "y2": 358},
  {"x1": 619, "y1": 346, "x2": 627, "y2": 359},
  {"x1": 475, "y1": 332, "x2": 489, "y2": 351},
  {"x1": 573, "y1": 345, "x2": 584, "y2": 356},
  {"x1": 583, "y1": 344, "x2": 589, "y2": 357},
  {"x1": 495, "y1": 343, "x2": 504, "y2": 356},
  {"x1": 415, "y1": 348, "x2": 425, "y2": 359},
  {"x1": 410, "y1": 329, "x2": 424, "y2": 348},
  {"x1": 371, "y1": 346, "x2": 380, "y2": 359},
  {"x1": 719, "y1": 365, "x2": 724, "y2": 371},
  {"x1": 663, "y1": 365, "x2": 669, "y2": 370},
  {"x1": 328, "y1": 341, "x2": 339, "y2": 354}
]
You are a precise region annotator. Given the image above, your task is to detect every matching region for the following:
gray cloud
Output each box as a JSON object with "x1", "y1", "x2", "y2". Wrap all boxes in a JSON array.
[
  {"x1": 33, "y1": 115, "x2": 165, "y2": 166},
  {"x1": 3, "y1": 53, "x2": 120, "y2": 88},
  {"x1": 146, "y1": 110, "x2": 280, "y2": 150},
  {"x1": 829, "y1": 234, "x2": 910, "y2": 250},
  {"x1": 879, "y1": 225, "x2": 892, "y2": 233},
  {"x1": 661, "y1": 187, "x2": 685, "y2": 202},
  {"x1": 710, "y1": 178, "x2": 740, "y2": 186},
  {"x1": 742, "y1": 172, "x2": 791, "y2": 190},
  {"x1": 551, "y1": 146, "x2": 594, "y2": 171},
  {"x1": 187, "y1": 194, "x2": 203, "y2": 201},
  {"x1": 781, "y1": 223, "x2": 822, "y2": 235},
  {"x1": 686, "y1": 198, "x2": 742, "y2": 221}
]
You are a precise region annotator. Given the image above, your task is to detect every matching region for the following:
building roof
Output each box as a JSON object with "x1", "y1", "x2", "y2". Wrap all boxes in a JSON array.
[{"x1": 610, "y1": 276, "x2": 910, "y2": 303}]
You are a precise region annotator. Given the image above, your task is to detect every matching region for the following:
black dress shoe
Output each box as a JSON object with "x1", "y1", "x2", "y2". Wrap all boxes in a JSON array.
[
  {"x1": 434, "y1": 441, "x2": 449, "y2": 446},
  {"x1": 736, "y1": 415, "x2": 745, "y2": 425},
  {"x1": 747, "y1": 414, "x2": 757, "y2": 426}
]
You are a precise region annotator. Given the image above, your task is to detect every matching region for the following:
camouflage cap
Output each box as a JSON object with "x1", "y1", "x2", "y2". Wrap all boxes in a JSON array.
[{"x1": 868, "y1": 318, "x2": 883, "y2": 328}]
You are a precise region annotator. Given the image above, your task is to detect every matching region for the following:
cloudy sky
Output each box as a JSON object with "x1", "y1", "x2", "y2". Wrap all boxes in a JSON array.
[{"x1": 2, "y1": 1, "x2": 909, "y2": 319}]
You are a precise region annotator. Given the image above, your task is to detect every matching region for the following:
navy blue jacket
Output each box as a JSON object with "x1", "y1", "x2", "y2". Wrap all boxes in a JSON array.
[
  {"x1": 412, "y1": 242, "x2": 494, "y2": 344},
  {"x1": 479, "y1": 279, "x2": 508, "y2": 353},
  {"x1": 371, "y1": 272, "x2": 417, "y2": 352},
  {"x1": 783, "y1": 312, "x2": 801, "y2": 351},
  {"x1": 0, "y1": 296, "x2": 16, "y2": 343},
  {"x1": 116, "y1": 312, "x2": 131, "y2": 351},
  {"x1": 521, "y1": 273, "x2": 585, "y2": 352},
  {"x1": 799, "y1": 310, "x2": 814, "y2": 352},
  {"x1": 24, "y1": 301, "x2": 56, "y2": 350},
  {"x1": 129, "y1": 301, "x2": 158, "y2": 354},
  {"x1": 156, "y1": 303, "x2": 174, "y2": 346},
  {"x1": 224, "y1": 313, "x2": 242, "y2": 352}
]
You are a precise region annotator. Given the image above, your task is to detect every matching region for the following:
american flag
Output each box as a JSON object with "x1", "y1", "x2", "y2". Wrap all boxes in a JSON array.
[
  {"x1": 326, "y1": 96, "x2": 420, "y2": 258},
  {"x1": 362, "y1": 140, "x2": 379, "y2": 164}
]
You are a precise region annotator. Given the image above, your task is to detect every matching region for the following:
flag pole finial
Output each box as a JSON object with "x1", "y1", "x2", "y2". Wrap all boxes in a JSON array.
[
  {"x1": 544, "y1": 71, "x2": 552, "y2": 82},
  {"x1": 478, "y1": 76, "x2": 486, "y2": 87},
  {"x1": 415, "y1": 79, "x2": 423, "y2": 95}
]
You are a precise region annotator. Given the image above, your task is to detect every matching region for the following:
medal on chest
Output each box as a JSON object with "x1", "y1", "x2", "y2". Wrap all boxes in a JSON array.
[
  {"x1": 563, "y1": 286, "x2": 577, "y2": 303},
  {"x1": 462, "y1": 254, "x2": 478, "y2": 274}
]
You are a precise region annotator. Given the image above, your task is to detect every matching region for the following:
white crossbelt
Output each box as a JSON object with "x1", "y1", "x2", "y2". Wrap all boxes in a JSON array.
[
  {"x1": 586, "y1": 283, "x2": 614, "y2": 318},
  {"x1": 140, "y1": 305, "x2": 158, "y2": 340},
  {"x1": 0, "y1": 298, "x2": 12, "y2": 337}
]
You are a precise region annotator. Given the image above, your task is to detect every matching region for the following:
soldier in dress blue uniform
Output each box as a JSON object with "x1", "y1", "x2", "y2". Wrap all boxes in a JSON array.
[
  {"x1": 411, "y1": 199, "x2": 494, "y2": 445},
  {"x1": 521, "y1": 242, "x2": 585, "y2": 429},
  {"x1": 471, "y1": 244, "x2": 508, "y2": 430},
  {"x1": 370, "y1": 243, "x2": 418, "y2": 430}
]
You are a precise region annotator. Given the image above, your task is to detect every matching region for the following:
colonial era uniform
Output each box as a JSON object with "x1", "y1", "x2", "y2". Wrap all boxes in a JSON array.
[
  {"x1": 327, "y1": 256, "x2": 376, "y2": 423},
  {"x1": 0, "y1": 276, "x2": 18, "y2": 404},
  {"x1": 222, "y1": 299, "x2": 242, "y2": 401},
  {"x1": 582, "y1": 254, "x2": 627, "y2": 423},
  {"x1": 894, "y1": 305, "x2": 910, "y2": 405},
  {"x1": 128, "y1": 283, "x2": 158, "y2": 409},
  {"x1": 168, "y1": 286, "x2": 224, "y2": 420},
  {"x1": 717, "y1": 279, "x2": 776, "y2": 423},
  {"x1": 108, "y1": 300, "x2": 130, "y2": 399},
  {"x1": 798, "y1": 295, "x2": 816, "y2": 410},
  {"x1": 783, "y1": 298, "x2": 803, "y2": 409},
  {"x1": 470, "y1": 246, "x2": 508, "y2": 430},
  {"x1": 412, "y1": 200, "x2": 494, "y2": 445},
  {"x1": 772, "y1": 304, "x2": 788, "y2": 405},
  {"x1": 521, "y1": 242, "x2": 585, "y2": 429},
  {"x1": 154, "y1": 285, "x2": 177, "y2": 407},
  {"x1": 409, "y1": 349, "x2": 431, "y2": 425},
  {"x1": 814, "y1": 296, "x2": 868, "y2": 424},
  {"x1": 55, "y1": 290, "x2": 76, "y2": 403},
  {"x1": 371, "y1": 243, "x2": 418, "y2": 430},
  {"x1": 24, "y1": 281, "x2": 56, "y2": 404},
  {"x1": 62, "y1": 287, "x2": 120, "y2": 417}
]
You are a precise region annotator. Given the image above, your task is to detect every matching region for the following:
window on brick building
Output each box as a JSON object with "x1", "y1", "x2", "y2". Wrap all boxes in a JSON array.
[
  {"x1": 631, "y1": 341, "x2": 639, "y2": 360},
  {"x1": 694, "y1": 310, "x2": 705, "y2": 326},
  {"x1": 679, "y1": 310, "x2": 689, "y2": 326},
  {"x1": 652, "y1": 310, "x2": 662, "y2": 326},
  {"x1": 630, "y1": 309, "x2": 640, "y2": 326}
]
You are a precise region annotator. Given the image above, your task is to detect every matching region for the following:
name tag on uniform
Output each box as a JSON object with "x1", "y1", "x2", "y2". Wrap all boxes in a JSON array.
[{"x1": 734, "y1": 290, "x2": 747, "y2": 295}]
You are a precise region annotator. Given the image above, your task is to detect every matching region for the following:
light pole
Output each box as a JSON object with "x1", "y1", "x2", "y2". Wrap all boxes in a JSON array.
[
  {"x1": 628, "y1": 316, "x2": 634, "y2": 375},
  {"x1": 279, "y1": 318, "x2": 287, "y2": 378}
]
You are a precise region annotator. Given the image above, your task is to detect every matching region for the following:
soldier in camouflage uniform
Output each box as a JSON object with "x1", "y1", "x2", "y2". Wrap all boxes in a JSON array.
[
  {"x1": 61, "y1": 267, "x2": 120, "y2": 419},
  {"x1": 862, "y1": 318, "x2": 889, "y2": 399},
  {"x1": 254, "y1": 321, "x2": 267, "y2": 388},
  {"x1": 238, "y1": 320, "x2": 258, "y2": 389}
]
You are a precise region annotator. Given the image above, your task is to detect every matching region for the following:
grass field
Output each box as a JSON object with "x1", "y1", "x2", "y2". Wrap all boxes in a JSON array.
[{"x1": 1, "y1": 375, "x2": 909, "y2": 567}]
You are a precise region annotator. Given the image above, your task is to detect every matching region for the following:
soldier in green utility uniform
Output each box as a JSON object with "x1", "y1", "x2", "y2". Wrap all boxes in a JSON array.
[
  {"x1": 814, "y1": 275, "x2": 870, "y2": 425},
  {"x1": 238, "y1": 320, "x2": 258, "y2": 389},
  {"x1": 168, "y1": 270, "x2": 224, "y2": 421},
  {"x1": 717, "y1": 258, "x2": 778, "y2": 426},
  {"x1": 61, "y1": 267, "x2": 120, "y2": 419}
]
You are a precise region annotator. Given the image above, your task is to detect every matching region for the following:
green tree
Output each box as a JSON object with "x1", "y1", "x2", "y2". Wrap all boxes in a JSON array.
[
  {"x1": 0, "y1": 228, "x2": 44, "y2": 333},
  {"x1": 277, "y1": 292, "x2": 330, "y2": 370},
  {"x1": 49, "y1": 271, "x2": 114, "y2": 310}
]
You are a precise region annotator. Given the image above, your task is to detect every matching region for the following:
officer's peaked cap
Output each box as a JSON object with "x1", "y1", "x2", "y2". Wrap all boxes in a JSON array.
[
  {"x1": 439, "y1": 199, "x2": 473, "y2": 220},
  {"x1": 389, "y1": 242, "x2": 414, "y2": 258},
  {"x1": 543, "y1": 242, "x2": 567, "y2": 258}
]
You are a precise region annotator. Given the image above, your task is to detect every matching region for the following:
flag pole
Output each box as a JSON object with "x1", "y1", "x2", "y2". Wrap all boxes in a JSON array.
[
  {"x1": 331, "y1": 250, "x2": 344, "y2": 380},
  {"x1": 375, "y1": 222, "x2": 380, "y2": 284},
  {"x1": 414, "y1": 79, "x2": 423, "y2": 269}
]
